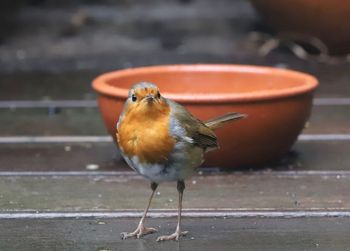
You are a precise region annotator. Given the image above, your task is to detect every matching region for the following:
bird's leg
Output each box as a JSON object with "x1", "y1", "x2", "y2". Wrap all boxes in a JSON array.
[
  {"x1": 157, "y1": 180, "x2": 188, "y2": 241},
  {"x1": 121, "y1": 182, "x2": 158, "y2": 239}
]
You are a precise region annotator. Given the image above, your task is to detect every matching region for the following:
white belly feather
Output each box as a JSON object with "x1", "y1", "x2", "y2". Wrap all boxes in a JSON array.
[{"x1": 121, "y1": 146, "x2": 203, "y2": 183}]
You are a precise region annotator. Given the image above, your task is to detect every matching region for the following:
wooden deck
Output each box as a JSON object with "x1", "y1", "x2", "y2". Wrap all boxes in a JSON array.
[{"x1": 1, "y1": 0, "x2": 350, "y2": 250}]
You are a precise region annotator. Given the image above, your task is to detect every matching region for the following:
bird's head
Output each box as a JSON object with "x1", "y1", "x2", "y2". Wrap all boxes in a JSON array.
[{"x1": 125, "y1": 82, "x2": 168, "y2": 115}]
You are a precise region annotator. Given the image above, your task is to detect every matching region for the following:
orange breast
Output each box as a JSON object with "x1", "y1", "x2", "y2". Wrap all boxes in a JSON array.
[{"x1": 117, "y1": 102, "x2": 175, "y2": 164}]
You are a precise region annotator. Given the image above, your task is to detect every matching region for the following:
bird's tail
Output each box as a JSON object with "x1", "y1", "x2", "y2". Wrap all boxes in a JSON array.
[{"x1": 205, "y1": 112, "x2": 247, "y2": 130}]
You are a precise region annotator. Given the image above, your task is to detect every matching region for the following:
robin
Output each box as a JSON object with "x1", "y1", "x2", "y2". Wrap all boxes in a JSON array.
[{"x1": 117, "y1": 82, "x2": 246, "y2": 241}]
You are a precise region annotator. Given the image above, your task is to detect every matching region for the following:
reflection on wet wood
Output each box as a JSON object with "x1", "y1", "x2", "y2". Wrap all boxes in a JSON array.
[
  {"x1": 0, "y1": 218, "x2": 349, "y2": 250},
  {"x1": 0, "y1": 173, "x2": 349, "y2": 211}
]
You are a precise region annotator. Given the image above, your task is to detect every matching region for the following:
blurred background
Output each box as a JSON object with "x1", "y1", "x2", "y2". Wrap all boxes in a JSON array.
[
  {"x1": 1, "y1": 0, "x2": 349, "y2": 97},
  {"x1": 1, "y1": 0, "x2": 349, "y2": 95}
]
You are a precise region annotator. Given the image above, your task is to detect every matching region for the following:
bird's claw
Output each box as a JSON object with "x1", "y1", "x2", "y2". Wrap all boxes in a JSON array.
[
  {"x1": 121, "y1": 224, "x2": 157, "y2": 240},
  {"x1": 156, "y1": 230, "x2": 188, "y2": 242}
]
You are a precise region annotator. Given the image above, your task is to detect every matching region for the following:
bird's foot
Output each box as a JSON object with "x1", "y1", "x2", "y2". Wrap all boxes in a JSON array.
[
  {"x1": 156, "y1": 230, "x2": 188, "y2": 242},
  {"x1": 121, "y1": 224, "x2": 157, "y2": 240}
]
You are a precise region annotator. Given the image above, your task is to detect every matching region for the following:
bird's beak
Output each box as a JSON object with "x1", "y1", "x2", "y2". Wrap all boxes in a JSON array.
[{"x1": 144, "y1": 95, "x2": 155, "y2": 104}]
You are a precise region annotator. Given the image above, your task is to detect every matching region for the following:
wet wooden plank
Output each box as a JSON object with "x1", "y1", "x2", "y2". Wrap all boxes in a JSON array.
[
  {"x1": 0, "y1": 217, "x2": 349, "y2": 251},
  {"x1": 304, "y1": 106, "x2": 350, "y2": 134},
  {"x1": 0, "y1": 108, "x2": 106, "y2": 136},
  {"x1": 295, "y1": 63, "x2": 350, "y2": 99},
  {"x1": 0, "y1": 140, "x2": 349, "y2": 172},
  {"x1": 0, "y1": 104, "x2": 349, "y2": 136},
  {"x1": 0, "y1": 72, "x2": 97, "y2": 100},
  {"x1": 0, "y1": 142, "x2": 126, "y2": 171},
  {"x1": 283, "y1": 140, "x2": 350, "y2": 171},
  {"x1": 0, "y1": 173, "x2": 349, "y2": 211}
]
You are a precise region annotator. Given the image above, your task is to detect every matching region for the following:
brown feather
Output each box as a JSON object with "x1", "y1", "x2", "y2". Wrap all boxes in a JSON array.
[{"x1": 205, "y1": 112, "x2": 247, "y2": 130}]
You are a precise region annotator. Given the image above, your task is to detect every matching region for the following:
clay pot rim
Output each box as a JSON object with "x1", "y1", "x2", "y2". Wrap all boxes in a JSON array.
[{"x1": 92, "y1": 64, "x2": 318, "y2": 103}]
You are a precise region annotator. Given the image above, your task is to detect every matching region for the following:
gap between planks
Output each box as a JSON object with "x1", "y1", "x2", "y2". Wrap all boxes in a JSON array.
[
  {"x1": 0, "y1": 170, "x2": 350, "y2": 177},
  {"x1": 0, "y1": 98, "x2": 349, "y2": 108},
  {"x1": 1, "y1": 210, "x2": 350, "y2": 219},
  {"x1": 0, "y1": 134, "x2": 350, "y2": 144}
]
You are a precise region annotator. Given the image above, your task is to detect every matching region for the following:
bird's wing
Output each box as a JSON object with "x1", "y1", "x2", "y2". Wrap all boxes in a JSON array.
[
  {"x1": 168, "y1": 100, "x2": 218, "y2": 150},
  {"x1": 205, "y1": 112, "x2": 246, "y2": 130}
]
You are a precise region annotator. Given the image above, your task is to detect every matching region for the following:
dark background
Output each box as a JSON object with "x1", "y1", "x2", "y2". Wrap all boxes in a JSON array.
[{"x1": 1, "y1": 0, "x2": 349, "y2": 101}]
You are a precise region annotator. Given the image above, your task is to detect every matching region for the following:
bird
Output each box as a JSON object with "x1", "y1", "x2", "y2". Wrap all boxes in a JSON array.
[{"x1": 117, "y1": 82, "x2": 246, "y2": 241}]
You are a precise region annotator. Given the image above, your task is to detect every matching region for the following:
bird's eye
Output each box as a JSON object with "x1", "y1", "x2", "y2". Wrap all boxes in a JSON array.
[
  {"x1": 131, "y1": 94, "x2": 137, "y2": 102},
  {"x1": 157, "y1": 92, "x2": 161, "y2": 98}
]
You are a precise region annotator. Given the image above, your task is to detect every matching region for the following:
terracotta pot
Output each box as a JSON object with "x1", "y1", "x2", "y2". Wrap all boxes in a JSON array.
[
  {"x1": 249, "y1": 0, "x2": 350, "y2": 55},
  {"x1": 92, "y1": 64, "x2": 318, "y2": 168}
]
